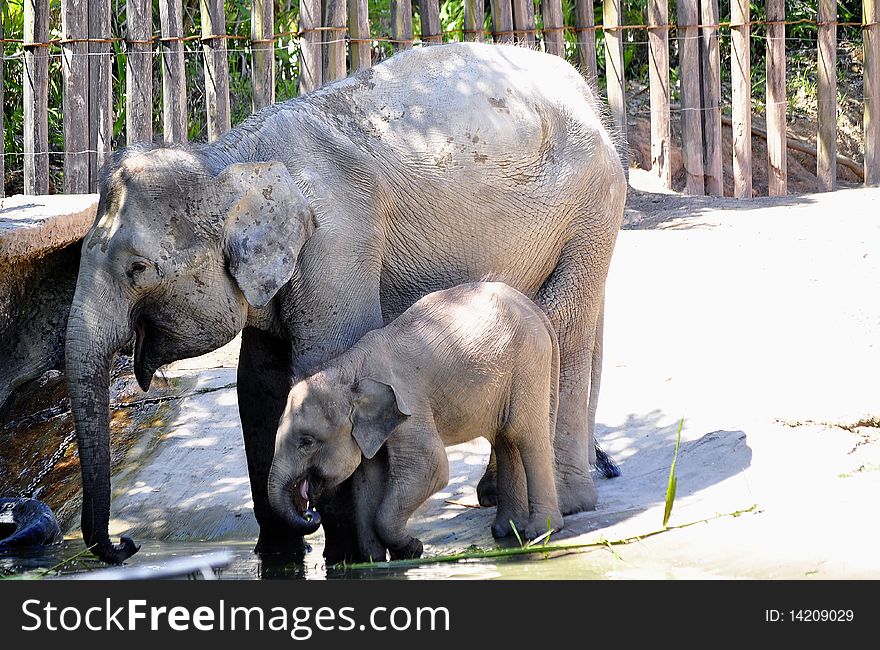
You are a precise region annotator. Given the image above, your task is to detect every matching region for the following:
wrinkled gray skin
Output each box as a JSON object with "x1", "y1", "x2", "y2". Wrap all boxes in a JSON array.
[
  {"x1": 269, "y1": 283, "x2": 565, "y2": 560},
  {"x1": 65, "y1": 42, "x2": 626, "y2": 564}
]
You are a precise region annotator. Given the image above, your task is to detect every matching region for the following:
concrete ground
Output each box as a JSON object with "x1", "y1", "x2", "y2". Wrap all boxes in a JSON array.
[{"x1": 97, "y1": 184, "x2": 880, "y2": 579}]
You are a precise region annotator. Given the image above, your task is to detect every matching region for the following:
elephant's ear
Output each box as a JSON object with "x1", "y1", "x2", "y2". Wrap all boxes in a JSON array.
[
  {"x1": 350, "y1": 378, "x2": 412, "y2": 459},
  {"x1": 220, "y1": 162, "x2": 315, "y2": 309}
]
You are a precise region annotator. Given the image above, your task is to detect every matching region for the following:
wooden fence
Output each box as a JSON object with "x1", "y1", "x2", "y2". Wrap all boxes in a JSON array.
[{"x1": 1, "y1": 0, "x2": 879, "y2": 199}]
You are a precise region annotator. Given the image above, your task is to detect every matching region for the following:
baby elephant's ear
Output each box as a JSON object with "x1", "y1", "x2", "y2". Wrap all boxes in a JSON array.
[
  {"x1": 350, "y1": 378, "x2": 412, "y2": 459},
  {"x1": 220, "y1": 162, "x2": 315, "y2": 309}
]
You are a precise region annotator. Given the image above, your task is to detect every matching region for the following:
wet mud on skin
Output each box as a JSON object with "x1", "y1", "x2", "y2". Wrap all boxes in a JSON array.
[{"x1": 3, "y1": 187, "x2": 880, "y2": 579}]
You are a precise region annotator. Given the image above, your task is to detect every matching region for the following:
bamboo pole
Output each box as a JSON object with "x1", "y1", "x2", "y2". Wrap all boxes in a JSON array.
[
  {"x1": 511, "y1": 0, "x2": 536, "y2": 47},
  {"x1": 603, "y1": 0, "x2": 627, "y2": 157},
  {"x1": 200, "y1": 0, "x2": 232, "y2": 140},
  {"x1": 349, "y1": 0, "x2": 372, "y2": 70},
  {"x1": 865, "y1": 0, "x2": 880, "y2": 185},
  {"x1": 490, "y1": 0, "x2": 514, "y2": 44},
  {"x1": 0, "y1": 14, "x2": 4, "y2": 197},
  {"x1": 816, "y1": 0, "x2": 836, "y2": 191},
  {"x1": 541, "y1": 0, "x2": 565, "y2": 57},
  {"x1": 89, "y1": 0, "x2": 112, "y2": 190},
  {"x1": 700, "y1": 0, "x2": 723, "y2": 195},
  {"x1": 391, "y1": 0, "x2": 413, "y2": 51},
  {"x1": 647, "y1": 0, "x2": 670, "y2": 189},
  {"x1": 730, "y1": 0, "x2": 752, "y2": 197},
  {"x1": 300, "y1": 0, "x2": 323, "y2": 93},
  {"x1": 676, "y1": 0, "x2": 704, "y2": 194},
  {"x1": 765, "y1": 0, "x2": 787, "y2": 195},
  {"x1": 419, "y1": 0, "x2": 443, "y2": 44},
  {"x1": 252, "y1": 0, "x2": 275, "y2": 110},
  {"x1": 24, "y1": 0, "x2": 49, "y2": 195},
  {"x1": 574, "y1": 0, "x2": 598, "y2": 91},
  {"x1": 324, "y1": 0, "x2": 347, "y2": 81},
  {"x1": 126, "y1": 0, "x2": 153, "y2": 145},
  {"x1": 464, "y1": 0, "x2": 486, "y2": 42},
  {"x1": 62, "y1": 0, "x2": 89, "y2": 193},
  {"x1": 159, "y1": 0, "x2": 188, "y2": 144}
]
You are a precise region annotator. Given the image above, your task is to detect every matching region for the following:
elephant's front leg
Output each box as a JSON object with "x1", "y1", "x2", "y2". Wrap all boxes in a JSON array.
[
  {"x1": 283, "y1": 230, "x2": 386, "y2": 562},
  {"x1": 237, "y1": 327, "x2": 304, "y2": 553},
  {"x1": 351, "y1": 451, "x2": 390, "y2": 563},
  {"x1": 375, "y1": 425, "x2": 448, "y2": 560}
]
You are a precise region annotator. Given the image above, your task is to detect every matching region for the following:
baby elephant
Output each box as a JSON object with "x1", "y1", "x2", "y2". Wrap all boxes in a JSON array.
[{"x1": 268, "y1": 282, "x2": 564, "y2": 560}]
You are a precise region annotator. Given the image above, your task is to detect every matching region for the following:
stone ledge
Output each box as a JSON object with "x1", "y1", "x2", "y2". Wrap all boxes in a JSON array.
[{"x1": 0, "y1": 194, "x2": 98, "y2": 265}]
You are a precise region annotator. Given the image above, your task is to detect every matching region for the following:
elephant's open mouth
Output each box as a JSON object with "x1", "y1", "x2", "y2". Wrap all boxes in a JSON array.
[{"x1": 292, "y1": 475, "x2": 321, "y2": 525}]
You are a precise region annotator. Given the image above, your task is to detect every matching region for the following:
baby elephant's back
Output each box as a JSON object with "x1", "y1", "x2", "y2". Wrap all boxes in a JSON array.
[
  {"x1": 400, "y1": 281, "x2": 554, "y2": 361},
  {"x1": 391, "y1": 282, "x2": 556, "y2": 443}
]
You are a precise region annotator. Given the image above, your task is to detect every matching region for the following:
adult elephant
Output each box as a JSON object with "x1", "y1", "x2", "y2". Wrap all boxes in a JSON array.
[{"x1": 65, "y1": 42, "x2": 626, "y2": 564}]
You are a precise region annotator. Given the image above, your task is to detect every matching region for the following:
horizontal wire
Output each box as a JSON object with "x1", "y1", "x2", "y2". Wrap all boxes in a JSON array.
[{"x1": 0, "y1": 18, "x2": 876, "y2": 49}]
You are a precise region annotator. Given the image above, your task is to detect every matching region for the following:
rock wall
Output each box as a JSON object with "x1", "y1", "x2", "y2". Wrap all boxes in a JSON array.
[{"x1": 0, "y1": 194, "x2": 97, "y2": 410}]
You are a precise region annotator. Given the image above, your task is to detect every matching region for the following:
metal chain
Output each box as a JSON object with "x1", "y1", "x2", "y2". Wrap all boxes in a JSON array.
[{"x1": 22, "y1": 422, "x2": 76, "y2": 499}]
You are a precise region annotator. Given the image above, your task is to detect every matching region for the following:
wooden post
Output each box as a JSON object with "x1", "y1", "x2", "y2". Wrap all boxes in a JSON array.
[
  {"x1": 647, "y1": 0, "x2": 670, "y2": 189},
  {"x1": 816, "y1": 0, "x2": 836, "y2": 191},
  {"x1": 0, "y1": 14, "x2": 4, "y2": 198},
  {"x1": 765, "y1": 0, "x2": 787, "y2": 195},
  {"x1": 700, "y1": 0, "x2": 722, "y2": 195},
  {"x1": 62, "y1": 0, "x2": 89, "y2": 193},
  {"x1": 464, "y1": 0, "x2": 485, "y2": 42},
  {"x1": 419, "y1": 0, "x2": 442, "y2": 44},
  {"x1": 511, "y1": 0, "x2": 536, "y2": 48},
  {"x1": 865, "y1": 0, "x2": 880, "y2": 185},
  {"x1": 89, "y1": 0, "x2": 112, "y2": 190},
  {"x1": 24, "y1": 0, "x2": 50, "y2": 195},
  {"x1": 391, "y1": 0, "x2": 413, "y2": 51},
  {"x1": 490, "y1": 0, "x2": 514, "y2": 44},
  {"x1": 730, "y1": 0, "x2": 752, "y2": 197},
  {"x1": 200, "y1": 0, "x2": 232, "y2": 140},
  {"x1": 252, "y1": 0, "x2": 275, "y2": 111},
  {"x1": 299, "y1": 0, "x2": 323, "y2": 93},
  {"x1": 603, "y1": 0, "x2": 627, "y2": 158},
  {"x1": 541, "y1": 0, "x2": 565, "y2": 57},
  {"x1": 349, "y1": 0, "x2": 372, "y2": 71},
  {"x1": 676, "y1": 0, "x2": 704, "y2": 194},
  {"x1": 159, "y1": 0, "x2": 188, "y2": 144},
  {"x1": 575, "y1": 0, "x2": 598, "y2": 90},
  {"x1": 324, "y1": 0, "x2": 347, "y2": 82},
  {"x1": 126, "y1": 0, "x2": 153, "y2": 146}
]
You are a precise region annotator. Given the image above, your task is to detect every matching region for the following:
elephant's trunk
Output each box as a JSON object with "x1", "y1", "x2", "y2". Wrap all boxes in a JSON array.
[
  {"x1": 267, "y1": 456, "x2": 321, "y2": 536},
  {"x1": 65, "y1": 279, "x2": 139, "y2": 564}
]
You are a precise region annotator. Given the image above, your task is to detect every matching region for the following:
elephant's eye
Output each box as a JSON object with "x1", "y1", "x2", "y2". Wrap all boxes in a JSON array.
[
  {"x1": 299, "y1": 435, "x2": 316, "y2": 450},
  {"x1": 127, "y1": 261, "x2": 148, "y2": 279}
]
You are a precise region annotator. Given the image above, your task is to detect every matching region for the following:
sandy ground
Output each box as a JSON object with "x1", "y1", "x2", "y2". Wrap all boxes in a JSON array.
[{"x1": 98, "y1": 181, "x2": 880, "y2": 579}]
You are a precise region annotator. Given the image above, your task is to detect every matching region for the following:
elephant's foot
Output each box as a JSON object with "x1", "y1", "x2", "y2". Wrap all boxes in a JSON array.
[
  {"x1": 356, "y1": 538, "x2": 388, "y2": 564},
  {"x1": 523, "y1": 511, "x2": 564, "y2": 541},
  {"x1": 255, "y1": 526, "x2": 309, "y2": 556},
  {"x1": 389, "y1": 537, "x2": 423, "y2": 561},
  {"x1": 491, "y1": 508, "x2": 529, "y2": 539},
  {"x1": 477, "y1": 468, "x2": 498, "y2": 507},
  {"x1": 556, "y1": 469, "x2": 598, "y2": 516}
]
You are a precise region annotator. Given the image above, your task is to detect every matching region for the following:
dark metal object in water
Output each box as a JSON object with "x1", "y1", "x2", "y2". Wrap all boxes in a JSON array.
[{"x1": 0, "y1": 497, "x2": 63, "y2": 549}]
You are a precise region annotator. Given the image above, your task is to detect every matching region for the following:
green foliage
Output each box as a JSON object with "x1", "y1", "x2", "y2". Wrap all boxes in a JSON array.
[{"x1": 662, "y1": 418, "x2": 683, "y2": 529}]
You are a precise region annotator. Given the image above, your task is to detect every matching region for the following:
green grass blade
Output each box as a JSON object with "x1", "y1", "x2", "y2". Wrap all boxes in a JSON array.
[
  {"x1": 663, "y1": 418, "x2": 684, "y2": 528},
  {"x1": 509, "y1": 520, "x2": 524, "y2": 548}
]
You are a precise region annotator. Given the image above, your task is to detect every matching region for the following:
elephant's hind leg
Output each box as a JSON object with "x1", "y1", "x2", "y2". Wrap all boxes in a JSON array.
[{"x1": 534, "y1": 249, "x2": 610, "y2": 515}]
